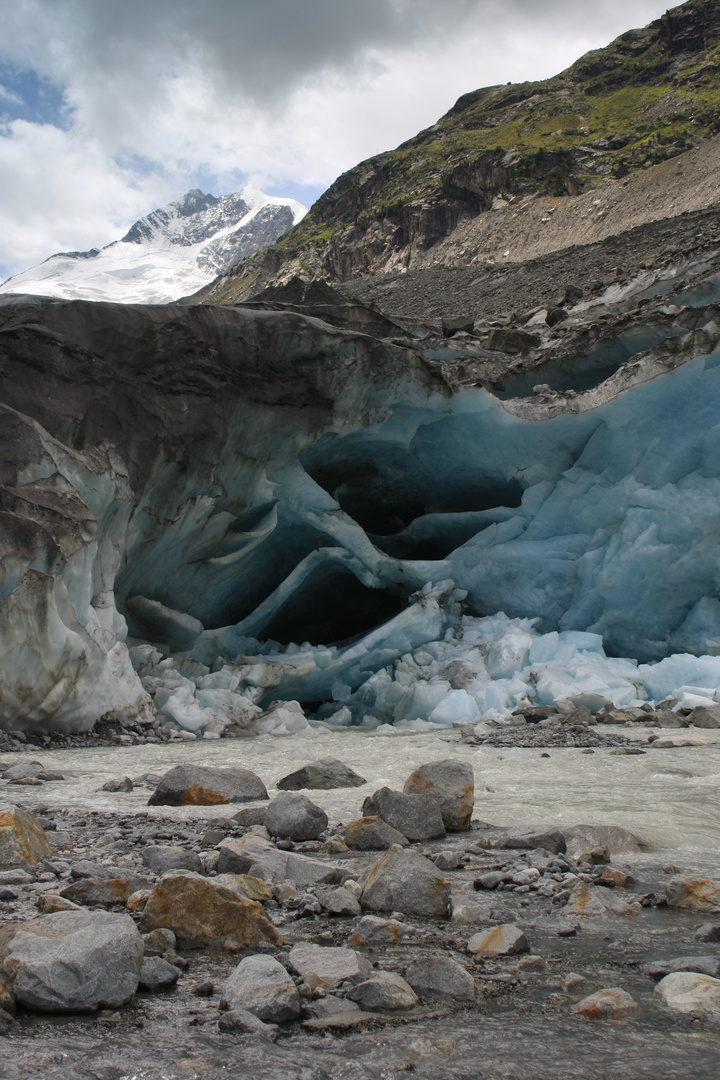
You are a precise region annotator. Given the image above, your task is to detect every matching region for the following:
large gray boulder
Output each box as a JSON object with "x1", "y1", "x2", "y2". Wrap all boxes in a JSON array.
[
  {"x1": 148, "y1": 765, "x2": 268, "y2": 806},
  {"x1": 347, "y1": 971, "x2": 418, "y2": 1011},
  {"x1": 277, "y1": 757, "x2": 366, "y2": 790},
  {"x1": 403, "y1": 759, "x2": 474, "y2": 831},
  {"x1": 405, "y1": 957, "x2": 476, "y2": 1002},
  {"x1": 494, "y1": 827, "x2": 566, "y2": 854},
  {"x1": 361, "y1": 788, "x2": 445, "y2": 842},
  {"x1": 142, "y1": 846, "x2": 204, "y2": 875},
  {"x1": 3, "y1": 910, "x2": 143, "y2": 1011},
  {"x1": 288, "y1": 943, "x2": 371, "y2": 990},
  {"x1": 220, "y1": 955, "x2": 301, "y2": 1022},
  {"x1": 344, "y1": 816, "x2": 409, "y2": 850},
  {"x1": 264, "y1": 793, "x2": 328, "y2": 841},
  {"x1": 687, "y1": 705, "x2": 720, "y2": 729},
  {"x1": 655, "y1": 972, "x2": 720, "y2": 1018},
  {"x1": 361, "y1": 847, "x2": 450, "y2": 919}
]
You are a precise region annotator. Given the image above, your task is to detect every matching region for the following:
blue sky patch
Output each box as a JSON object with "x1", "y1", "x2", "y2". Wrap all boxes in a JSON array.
[{"x1": 0, "y1": 63, "x2": 70, "y2": 130}]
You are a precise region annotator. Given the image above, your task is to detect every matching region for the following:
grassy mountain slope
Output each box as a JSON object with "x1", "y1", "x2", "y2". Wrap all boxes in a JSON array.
[{"x1": 196, "y1": 0, "x2": 720, "y2": 304}]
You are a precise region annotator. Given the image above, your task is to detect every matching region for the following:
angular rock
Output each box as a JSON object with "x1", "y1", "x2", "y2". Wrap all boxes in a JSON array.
[
  {"x1": 139, "y1": 956, "x2": 180, "y2": 990},
  {"x1": 305, "y1": 994, "x2": 361, "y2": 1018},
  {"x1": 139, "y1": 871, "x2": 282, "y2": 949},
  {"x1": 599, "y1": 866, "x2": 634, "y2": 888},
  {"x1": 142, "y1": 845, "x2": 205, "y2": 875},
  {"x1": 3, "y1": 910, "x2": 143, "y2": 1011},
  {"x1": 284, "y1": 853, "x2": 342, "y2": 887},
  {"x1": 562, "y1": 825, "x2": 642, "y2": 855},
  {"x1": 449, "y1": 898, "x2": 496, "y2": 928},
  {"x1": 695, "y1": 923, "x2": 720, "y2": 943},
  {"x1": 216, "y1": 836, "x2": 275, "y2": 876},
  {"x1": 0, "y1": 804, "x2": 52, "y2": 868},
  {"x1": 467, "y1": 924, "x2": 529, "y2": 957},
  {"x1": 361, "y1": 788, "x2": 445, "y2": 842},
  {"x1": 403, "y1": 759, "x2": 474, "y2": 831},
  {"x1": 288, "y1": 943, "x2": 371, "y2": 990},
  {"x1": 349, "y1": 915, "x2": 406, "y2": 948},
  {"x1": 277, "y1": 757, "x2": 366, "y2": 790},
  {"x1": 361, "y1": 847, "x2": 450, "y2": 919},
  {"x1": 102, "y1": 776, "x2": 133, "y2": 792},
  {"x1": 36, "y1": 894, "x2": 82, "y2": 914},
  {"x1": 232, "y1": 806, "x2": 267, "y2": 827},
  {"x1": 2, "y1": 762, "x2": 45, "y2": 780},
  {"x1": 405, "y1": 957, "x2": 476, "y2": 1002},
  {"x1": 687, "y1": 705, "x2": 720, "y2": 729},
  {"x1": 142, "y1": 927, "x2": 177, "y2": 954},
  {"x1": 643, "y1": 956, "x2": 720, "y2": 979},
  {"x1": 666, "y1": 875, "x2": 720, "y2": 912},
  {"x1": 655, "y1": 971, "x2": 720, "y2": 1018},
  {"x1": 220, "y1": 955, "x2": 301, "y2": 1022},
  {"x1": 344, "y1": 816, "x2": 409, "y2": 850},
  {"x1": 60, "y1": 874, "x2": 148, "y2": 907},
  {"x1": 213, "y1": 874, "x2": 273, "y2": 903},
  {"x1": 571, "y1": 988, "x2": 638, "y2": 1019},
  {"x1": 316, "y1": 886, "x2": 362, "y2": 917},
  {"x1": 494, "y1": 828, "x2": 566, "y2": 854},
  {"x1": 218, "y1": 1007, "x2": 277, "y2": 1038},
  {"x1": 565, "y1": 883, "x2": 637, "y2": 918},
  {"x1": 148, "y1": 765, "x2": 268, "y2": 806},
  {"x1": 347, "y1": 971, "x2": 418, "y2": 1011},
  {"x1": 264, "y1": 793, "x2": 328, "y2": 841}
]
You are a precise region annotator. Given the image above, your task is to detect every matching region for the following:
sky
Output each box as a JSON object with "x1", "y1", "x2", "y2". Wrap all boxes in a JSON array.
[{"x1": 0, "y1": 0, "x2": 672, "y2": 282}]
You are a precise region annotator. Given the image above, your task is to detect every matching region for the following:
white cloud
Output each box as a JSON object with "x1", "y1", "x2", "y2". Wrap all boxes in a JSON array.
[{"x1": 0, "y1": 0, "x2": 671, "y2": 278}]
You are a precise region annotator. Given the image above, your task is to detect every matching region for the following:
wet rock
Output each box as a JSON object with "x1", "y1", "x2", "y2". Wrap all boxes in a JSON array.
[
  {"x1": 643, "y1": 956, "x2": 720, "y2": 979},
  {"x1": 474, "y1": 871, "x2": 511, "y2": 890},
  {"x1": 405, "y1": 957, "x2": 476, "y2": 1002},
  {"x1": 140, "y1": 956, "x2": 181, "y2": 990},
  {"x1": 0, "y1": 888, "x2": 17, "y2": 902},
  {"x1": 232, "y1": 806, "x2": 267, "y2": 827},
  {"x1": 102, "y1": 776, "x2": 133, "y2": 792},
  {"x1": 347, "y1": 971, "x2": 418, "y2": 1011},
  {"x1": 600, "y1": 866, "x2": 634, "y2": 887},
  {"x1": 265, "y1": 793, "x2": 328, "y2": 841},
  {"x1": 562, "y1": 824, "x2": 642, "y2": 855},
  {"x1": 361, "y1": 847, "x2": 450, "y2": 919},
  {"x1": 316, "y1": 886, "x2": 362, "y2": 917},
  {"x1": 0, "y1": 804, "x2": 52, "y2": 868},
  {"x1": 142, "y1": 928, "x2": 177, "y2": 954},
  {"x1": 494, "y1": 827, "x2": 566, "y2": 854},
  {"x1": 139, "y1": 870, "x2": 282, "y2": 949},
  {"x1": 60, "y1": 873, "x2": 148, "y2": 907},
  {"x1": 546, "y1": 307, "x2": 569, "y2": 327},
  {"x1": 666, "y1": 875, "x2": 720, "y2": 912},
  {"x1": 191, "y1": 980, "x2": 214, "y2": 996},
  {"x1": 576, "y1": 845, "x2": 610, "y2": 866},
  {"x1": 695, "y1": 923, "x2": 720, "y2": 943},
  {"x1": 570, "y1": 988, "x2": 638, "y2": 1019},
  {"x1": 220, "y1": 955, "x2": 301, "y2": 1022},
  {"x1": 321, "y1": 836, "x2": 349, "y2": 854},
  {"x1": 3, "y1": 910, "x2": 143, "y2": 1011},
  {"x1": 0, "y1": 1007, "x2": 16, "y2": 1036},
  {"x1": 349, "y1": 915, "x2": 406, "y2": 948},
  {"x1": 467, "y1": 924, "x2": 529, "y2": 957},
  {"x1": 361, "y1": 788, "x2": 445, "y2": 842},
  {"x1": 142, "y1": 845, "x2": 205, "y2": 875},
  {"x1": 344, "y1": 816, "x2": 409, "y2": 850},
  {"x1": 277, "y1": 758, "x2": 366, "y2": 790},
  {"x1": 403, "y1": 759, "x2": 474, "y2": 831},
  {"x1": 2, "y1": 762, "x2": 45, "y2": 780},
  {"x1": 687, "y1": 704, "x2": 720, "y2": 728},
  {"x1": 305, "y1": 994, "x2": 361, "y2": 1018},
  {"x1": 218, "y1": 1007, "x2": 278, "y2": 1039},
  {"x1": 148, "y1": 765, "x2": 268, "y2": 806},
  {"x1": 288, "y1": 943, "x2": 371, "y2": 990},
  {"x1": 565, "y1": 883, "x2": 637, "y2": 918},
  {"x1": 655, "y1": 971, "x2": 720, "y2": 1018}
]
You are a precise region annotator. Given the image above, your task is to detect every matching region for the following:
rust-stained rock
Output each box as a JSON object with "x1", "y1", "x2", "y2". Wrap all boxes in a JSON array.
[
  {"x1": 666, "y1": 875, "x2": 720, "y2": 912},
  {"x1": 148, "y1": 765, "x2": 268, "y2": 806},
  {"x1": 36, "y1": 894, "x2": 83, "y2": 915},
  {"x1": 344, "y1": 816, "x2": 409, "y2": 850},
  {"x1": 349, "y1": 915, "x2": 406, "y2": 948},
  {"x1": 139, "y1": 870, "x2": 282, "y2": 949},
  {"x1": 361, "y1": 847, "x2": 449, "y2": 919},
  {"x1": 0, "y1": 804, "x2": 52, "y2": 868},
  {"x1": 60, "y1": 875, "x2": 148, "y2": 907},
  {"x1": 600, "y1": 866, "x2": 634, "y2": 888},
  {"x1": 213, "y1": 873, "x2": 273, "y2": 903},
  {"x1": 467, "y1": 923, "x2": 529, "y2": 958},
  {"x1": 570, "y1": 988, "x2": 638, "y2": 1019},
  {"x1": 403, "y1": 759, "x2": 474, "y2": 831},
  {"x1": 564, "y1": 883, "x2": 637, "y2": 918}
]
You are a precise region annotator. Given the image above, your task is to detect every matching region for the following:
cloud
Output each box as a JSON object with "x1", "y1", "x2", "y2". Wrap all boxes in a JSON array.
[{"x1": 0, "y1": 0, "x2": 671, "y2": 277}]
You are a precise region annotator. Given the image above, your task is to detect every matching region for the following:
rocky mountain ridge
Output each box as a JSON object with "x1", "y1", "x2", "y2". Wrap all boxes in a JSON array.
[{"x1": 196, "y1": 0, "x2": 720, "y2": 304}]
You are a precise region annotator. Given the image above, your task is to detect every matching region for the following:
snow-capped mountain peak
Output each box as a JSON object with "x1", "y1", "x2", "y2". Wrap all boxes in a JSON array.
[{"x1": 0, "y1": 186, "x2": 307, "y2": 304}]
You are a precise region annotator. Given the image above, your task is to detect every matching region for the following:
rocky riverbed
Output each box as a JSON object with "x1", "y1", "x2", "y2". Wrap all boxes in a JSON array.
[{"x1": 1, "y1": 730, "x2": 720, "y2": 1079}]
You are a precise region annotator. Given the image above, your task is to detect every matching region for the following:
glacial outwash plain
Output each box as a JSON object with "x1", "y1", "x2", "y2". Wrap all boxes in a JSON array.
[{"x1": 4, "y1": 2, "x2": 720, "y2": 1078}]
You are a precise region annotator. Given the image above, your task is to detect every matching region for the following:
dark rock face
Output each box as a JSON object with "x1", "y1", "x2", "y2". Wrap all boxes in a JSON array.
[
  {"x1": 277, "y1": 757, "x2": 366, "y2": 790},
  {"x1": 264, "y1": 793, "x2": 328, "y2": 841},
  {"x1": 148, "y1": 766, "x2": 268, "y2": 806},
  {"x1": 361, "y1": 787, "x2": 446, "y2": 843}
]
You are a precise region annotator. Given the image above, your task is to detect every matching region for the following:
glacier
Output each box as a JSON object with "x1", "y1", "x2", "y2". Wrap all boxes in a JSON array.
[{"x1": 3, "y1": 254, "x2": 720, "y2": 736}]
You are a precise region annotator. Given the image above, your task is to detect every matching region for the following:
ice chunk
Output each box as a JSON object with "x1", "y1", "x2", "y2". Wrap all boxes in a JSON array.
[{"x1": 428, "y1": 689, "x2": 480, "y2": 726}]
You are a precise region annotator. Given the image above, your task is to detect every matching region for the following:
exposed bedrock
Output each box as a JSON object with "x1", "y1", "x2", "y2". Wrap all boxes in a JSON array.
[{"x1": 2, "y1": 281, "x2": 720, "y2": 732}]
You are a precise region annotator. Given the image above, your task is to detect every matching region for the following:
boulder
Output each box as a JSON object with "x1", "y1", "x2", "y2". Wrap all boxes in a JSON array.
[
  {"x1": 213, "y1": 874, "x2": 273, "y2": 903},
  {"x1": 102, "y1": 776, "x2": 133, "y2": 792},
  {"x1": 218, "y1": 1008, "x2": 278, "y2": 1038},
  {"x1": 316, "y1": 887, "x2": 362, "y2": 917},
  {"x1": 36, "y1": 894, "x2": 82, "y2": 914},
  {"x1": 344, "y1": 816, "x2": 409, "y2": 850},
  {"x1": 216, "y1": 836, "x2": 275, "y2": 875},
  {"x1": 449, "y1": 898, "x2": 496, "y2": 928},
  {"x1": 565, "y1": 883, "x2": 637, "y2": 918},
  {"x1": 349, "y1": 915, "x2": 406, "y2": 948},
  {"x1": 283, "y1": 853, "x2": 342, "y2": 887},
  {"x1": 347, "y1": 971, "x2": 418, "y2": 1011},
  {"x1": 687, "y1": 705, "x2": 720, "y2": 729},
  {"x1": 655, "y1": 971, "x2": 720, "y2": 1018},
  {"x1": 494, "y1": 828, "x2": 566, "y2": 854},
  {"x1": 142, "y1": 846, "x2": 205, "y2": 875},
  {"x1": 405, "y1": 957, "x2": 476, "y2": 1003},
  {"x1": 264, "y1": 793, "x2": 328, "y2": 841},
  {"x1": 288, "y1": 943, "x2": 371, "y2": 990},
  {"x1": 217, "y1": 836, "x2": 341, "y2": 885},
  {"x1": 148, "y1": 765, "x2": 268, "y2": 806},
  {"x1": 220, "y1": 955, "x2": 301, "y2": 1022},
  {"x1": 3, "y1": 910, "x2": 143, "y2": 1011},
  {"x1": 562, "y1": 825, "x2": 642, "y2": 855},
  {"x1": 142, "y1": 928, "x2": 177, "y2": 954},
  {"x1": 570, "y1": 988, "x2": 638, "y2": 1019},
  {"x1": 139, "y1": 956, "x2": 180, "y2": 990},
  {"x1": 643, "y1": 957, "x2": 720, "y2": 979},
  {"x1": 277, "y1": 758, "x2": 366, "y2": 790},
  {"x1": 361, "y1": 788, "x2": 445, "y2": 842},
  {"x1": 695, "y1": 924, "x2": 720, "y2": 943},
  {"x1": 60, "y1": 874, "x2": 148, "y2": 907},
  {"x1": 232, "y1": 807, "x2": 267, "y2": 827},
  {"x1": 139, "y1": 871, "x2": 282, "y2": 949},
  {"x1": 361, "y1": 847, "x2": 450, "y2": 919},
  {"x1": 403, "y1": 759, "x2": 474, "y2": 831},
  {"x1": 467, "y1": 924, "x2": 529, "y2": 957},
  {"x1": 666, "y1": 875, "x2": 720, "y2": 912},
  {"x1": 0, "y1": 804, "x2": 52, "y2": 868}
]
